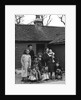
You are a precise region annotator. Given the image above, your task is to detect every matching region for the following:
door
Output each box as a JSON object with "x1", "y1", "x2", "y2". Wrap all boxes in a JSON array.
[{"x1": 36, "y1": 44, "x2": 45, "y2": 54}]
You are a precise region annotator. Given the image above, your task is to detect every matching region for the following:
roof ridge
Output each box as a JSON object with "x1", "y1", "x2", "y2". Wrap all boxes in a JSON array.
[{"x1": 15, "y1": 24, "x2": 65, "y2": 28}]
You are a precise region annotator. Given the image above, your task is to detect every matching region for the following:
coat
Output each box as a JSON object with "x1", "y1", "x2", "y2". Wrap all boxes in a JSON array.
[
  {"x1": 29, "y1": 50, "x2": 34, "y2": 60},
  {"x1": 42, "y1": 52, "x2": 49, "y2": 66},
  {"x1": 48, "y1": 57, "x2": 55, "y2": 72}
]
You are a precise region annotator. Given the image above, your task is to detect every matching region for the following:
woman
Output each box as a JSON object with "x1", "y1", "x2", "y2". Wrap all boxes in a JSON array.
[
  {"x1": 21, "y1": 49, "x2": 31, "y2": 82},
  {"x1": 48, "y1": 49, "x2": 55, "y2": 80}
]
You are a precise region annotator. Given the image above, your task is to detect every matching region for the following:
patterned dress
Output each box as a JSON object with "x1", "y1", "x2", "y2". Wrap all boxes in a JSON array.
[{"x1": 21, "y1": 54, "x2": 31, "y2": 77}]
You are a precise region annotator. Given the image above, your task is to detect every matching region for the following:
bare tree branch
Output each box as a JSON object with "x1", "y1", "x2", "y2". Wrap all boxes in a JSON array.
[
  {"x1": 46, "y1": 19, "x2": 52, "y2": 26},
  {"x1": 46, "y1": 15, "x2": 51, "y2": 24},
  {"x1": 46, "y1": 15, "x2": 52, "y2": 26},
  {"x1": 15, "y1": 15, "x2": 24, "y2": 24},
  {"x1": 57, "y1": 15, "x2": 65, "y2": 25},
  {"x1": 40, "y1": 15, "x2": 47, "y2": 23},
  {"x1": 42, "y1": 15, "x2": 47, "y2": 20},
  {"x1": 27, "y1": 20, "x2": 34, "y2": 25}
]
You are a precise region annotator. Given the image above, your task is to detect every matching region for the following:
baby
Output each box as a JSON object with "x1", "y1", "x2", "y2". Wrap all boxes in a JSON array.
[{"x1": 48, "y1": 49, "x2": 55, "y2": 63}]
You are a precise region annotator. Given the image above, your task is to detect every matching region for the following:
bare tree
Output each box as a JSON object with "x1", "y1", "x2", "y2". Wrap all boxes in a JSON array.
[
  {"x1": 27, "y1": 21, "x2": 34, "y2": 25},
  {"x1": 38, "y1": 15, "x2": 52, "y2": 26},
  {"x1": 46, "y1": 15, "x2": 52, "y2": 26},
  {"x1": 41, "y1": 15, "x2": 47, "y2": 22},
  {"x1": 57, "y1": 15, "x2": 65, "y2": 25},
  {"x1": 16, "y1": 15, "x2": 52, "y2": 26},
  {"x1": 27, "y1": 15, "x2": 45, "y2": 25},
  {"x1": 15, "y1": 15, "x2": 24, "y2": 24}
]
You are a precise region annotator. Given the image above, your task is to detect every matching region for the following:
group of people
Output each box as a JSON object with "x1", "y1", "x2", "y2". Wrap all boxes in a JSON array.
[{"x1": 21, "y1": 44, "x2": 63, "y2": 82}]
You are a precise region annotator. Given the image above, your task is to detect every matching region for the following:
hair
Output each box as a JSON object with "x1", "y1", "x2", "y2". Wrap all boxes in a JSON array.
[
  {"x1": 23, "y1": 50, "x2": 27, "y2": 54},
  {"x1": 44, "y1": 47, "x2": 49, "y2": 52},
  {"x1": 28, "y1": 44, "x2": 32, "y2": 47},
  {"x1": 23, "y1": 49, "x2": 29, "y2": 54},
  {"x1": 34, "y1": 55, "x2": 38, "y2": 59}
]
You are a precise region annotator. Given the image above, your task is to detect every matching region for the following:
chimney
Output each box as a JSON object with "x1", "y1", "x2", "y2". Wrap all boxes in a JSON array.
[{"x1": 34, "y1": 15, "x2": 43, "y2": 27}]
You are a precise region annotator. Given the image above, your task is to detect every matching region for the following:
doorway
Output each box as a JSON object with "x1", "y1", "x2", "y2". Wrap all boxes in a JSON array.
[{"x1": 36, "y1": 44, "x2": 45, "y2": 54}]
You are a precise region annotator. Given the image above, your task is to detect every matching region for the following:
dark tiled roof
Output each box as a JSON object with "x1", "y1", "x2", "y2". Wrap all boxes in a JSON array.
[
  {"x1": 15, "y1": 24, "x2": 65, "y2": 42},
  {"x1": 49, "y1": 34, "x2": 65, "y2": 44}
]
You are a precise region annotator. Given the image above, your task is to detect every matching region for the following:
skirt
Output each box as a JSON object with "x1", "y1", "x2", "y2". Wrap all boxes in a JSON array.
[
  {"x1": 48, "y1": 62, "x2": 55, "y2": 73},
  {"x1": 21, "y1": 62, "x2": 29, "y2": 77}
]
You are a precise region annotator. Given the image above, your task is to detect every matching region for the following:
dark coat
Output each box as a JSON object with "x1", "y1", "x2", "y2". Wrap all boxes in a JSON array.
[
  {"x1": 48, "y1": 57, "x2": 55, "y2": 72},
  {"x1": 42, "y1": 53, "x2": 55, "y2": 72},
  {"x1": 42, "y1": 52, "x2": 49, "y2": 66},
  {"x1": 29, "y1": 50, "x2": 34, "y2": 60}
]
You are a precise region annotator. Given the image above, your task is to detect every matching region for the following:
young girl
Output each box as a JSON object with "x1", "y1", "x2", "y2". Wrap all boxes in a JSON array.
[
  {"x1": 21, "y1": 49, "x2": 31, "y2": 82},
  {"x1": 28, "y1": 56, "x2": 41, "y2": 82},
  {"x1": 28, "y1": 68, "x2": 37, "y2": 81},
  {"x1": 33, "y1": 57, "x2": 42, "y2": 81},
  {"x1": 41, "y1": 67, "x2": 49, "y2": 81}
]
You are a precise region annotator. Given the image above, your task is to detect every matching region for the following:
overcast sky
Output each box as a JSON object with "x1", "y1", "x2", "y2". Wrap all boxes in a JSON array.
[{"x1": 17, "y1": 15, "x2": 65, "y2": 27}]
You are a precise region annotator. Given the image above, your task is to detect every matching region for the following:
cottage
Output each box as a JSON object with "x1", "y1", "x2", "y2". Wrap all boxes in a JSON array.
[{"x1": 15, "y1": 16, "x2": 65, "y2": 69}]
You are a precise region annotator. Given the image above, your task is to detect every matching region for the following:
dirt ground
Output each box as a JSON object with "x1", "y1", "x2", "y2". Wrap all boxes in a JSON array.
[{"x1": 15, "y1": 73, "x2": 65, "y2": 84}]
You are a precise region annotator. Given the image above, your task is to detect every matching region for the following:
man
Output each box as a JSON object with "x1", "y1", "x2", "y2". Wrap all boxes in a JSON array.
[
  {"x1": 42, "y1": 48, "x2": 50, "y2": 67},
  {"x1": 28, "y1": 44, "x2": 34, "y2": 61}
]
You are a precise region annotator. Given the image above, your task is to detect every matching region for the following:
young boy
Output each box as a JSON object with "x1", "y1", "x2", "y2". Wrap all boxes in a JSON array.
[{"x1": 55, "y1": 62, "x2": 62, "y2": 80}]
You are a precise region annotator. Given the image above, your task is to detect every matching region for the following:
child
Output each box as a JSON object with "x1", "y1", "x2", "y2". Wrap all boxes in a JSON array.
[
  {"x1": 28, "y1": 68, "x2": 37, "y2": 81},
  {"x1": 21, "y1": 49, "x2": 31, "y2": 82},
  {"x1": 41, "y1": 66, "x2": 49, "y2": 81},
  {"x1": 29, "y1": 56, "x2": 41, "y2": 82},
  {"x1": 38, "y1": 54, "x2": 43, "y2": 74},
  {"x1": 55, "y1": 62, "x2": 62, "y2": 80}
]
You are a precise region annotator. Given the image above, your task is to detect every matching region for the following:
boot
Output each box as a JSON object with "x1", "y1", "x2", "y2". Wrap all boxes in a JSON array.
[{"x1": 21, "y1": 77, "x2": 25, "y2": 82}]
